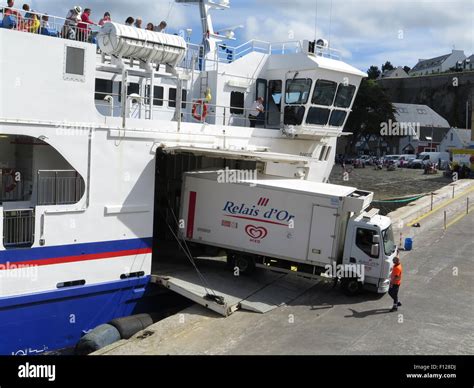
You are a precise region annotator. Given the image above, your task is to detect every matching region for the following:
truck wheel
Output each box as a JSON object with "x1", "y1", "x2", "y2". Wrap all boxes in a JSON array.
[
  {"x1": 233, "y1": 255, "x2": 255, "y2": 275},
  {"x1": 341, "y1": 279, "x2": 361, "y2": 296}
]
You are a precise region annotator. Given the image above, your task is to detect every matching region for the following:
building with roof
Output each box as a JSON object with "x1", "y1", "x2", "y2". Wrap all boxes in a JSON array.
[
  {"x1": 379, "y1": 66, "x2": 409, "y2": 79},
  {"x1": 409, "y1": 50, "x2": 466, "y2": 76},
  {"x1": 462, "y1": 54, "x2": 474, "y2": 71},
  {"x1": 393, "y1": 103, "x2": 451, "y2": 154},
  {"x1": 440, "y1": 128, "x2": 472, "y2": 152}
]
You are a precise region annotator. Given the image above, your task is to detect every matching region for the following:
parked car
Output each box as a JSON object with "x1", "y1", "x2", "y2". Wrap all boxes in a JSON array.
[
  {"x1": 382, "y1": 155, "x2": 400, "y2": 166},
  {"x1": 396, "y1": 154, "x2": 416, "y2": 168}
]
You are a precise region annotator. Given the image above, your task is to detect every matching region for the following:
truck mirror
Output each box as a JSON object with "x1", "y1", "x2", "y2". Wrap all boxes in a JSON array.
[
  {"x1": 372, "y1": 235, "x2": 380, "y2": 244},
  {"x1": 371, "y1": 244, "x2": 379, "y2": 257}
]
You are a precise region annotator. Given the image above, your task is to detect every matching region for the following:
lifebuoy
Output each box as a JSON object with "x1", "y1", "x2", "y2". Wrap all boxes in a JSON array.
[
  {"x1": 3, "y1": 169, "x2": 18, "y2": 193},
  {"x1": 192, "y1": 100, "x2": 208, "y2": 121}
]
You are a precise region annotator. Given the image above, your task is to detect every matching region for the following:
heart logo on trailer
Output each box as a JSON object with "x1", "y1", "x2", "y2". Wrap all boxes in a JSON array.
[{"x1": 245, "y1": 225, "x2": 268, "y2": 243}]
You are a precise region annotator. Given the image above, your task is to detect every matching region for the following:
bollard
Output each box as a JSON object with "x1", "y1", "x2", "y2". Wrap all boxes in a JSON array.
[
  {"x1": 468, "y1": 197, "x2": 470, "y2": 215},
  {"x1": 444, "y1": 210, "x2": 447, "y2": 229},
  {"x1": 431, "y1": 192, "x2": 434, "y2": 211},
  {"x1": 452, "y1": 185, "x2": 455, "y2": 199}
]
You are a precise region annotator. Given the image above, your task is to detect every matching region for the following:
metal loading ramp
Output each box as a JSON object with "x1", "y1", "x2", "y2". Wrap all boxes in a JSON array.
[{"x1": 151, "y1": 259, "x2": 319, "y2": 316}]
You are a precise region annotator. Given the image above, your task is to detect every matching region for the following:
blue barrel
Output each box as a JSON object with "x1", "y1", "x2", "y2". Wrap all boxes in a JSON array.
[{"x1": 404, "y1": 237, "x2": 413, "y2": 251}]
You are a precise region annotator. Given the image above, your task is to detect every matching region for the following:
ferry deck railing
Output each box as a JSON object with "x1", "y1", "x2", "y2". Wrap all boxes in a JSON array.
[
  {"x1": 3, "y1": 209, "x2": 35, "y2": 248},
  {"x1": 37, "y1": 170, "x2": 84, "y2": 206},
  {"x1": 0, "y1": 6, "x2": 99, "y2": 43}
]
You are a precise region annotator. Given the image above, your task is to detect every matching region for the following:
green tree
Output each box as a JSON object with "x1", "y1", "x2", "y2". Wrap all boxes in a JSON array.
[
  {"x1": 403, "y1": 66, "x2": 411, "y2": 73},
  {"x1": 367, "y1": 65, "x2": 381, "y2": 80},
  {"x1": 344, "y1": 79, "x2": 396, "y2": 154},
  {"x1": 382, "y1": 61, "x2": 395, "y2": 72}
]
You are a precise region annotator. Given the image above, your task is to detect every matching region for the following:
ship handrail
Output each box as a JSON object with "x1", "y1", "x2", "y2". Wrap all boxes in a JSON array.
[{"x1": 0, "y1": 6, "x2": 99, "y2": 43}]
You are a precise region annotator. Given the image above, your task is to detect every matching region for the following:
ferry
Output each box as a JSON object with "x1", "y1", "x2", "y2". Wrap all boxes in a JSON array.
[{"x1": 0, "y1": 0, "x2": 366, "y2": 354}]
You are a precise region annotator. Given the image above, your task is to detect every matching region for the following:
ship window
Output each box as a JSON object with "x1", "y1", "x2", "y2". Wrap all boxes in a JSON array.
[
  {"x1": 312, "y1": 80, "x2": 337, "y2": 106},
  {"x1": 169, "y1": 88, "x2": 188, "y2": 109},
  {"x1": 283, "y1": 106, "x2": 305, "y2": 125},
  {"x1": 306, "y1": 107, "x2": 330, "y2": 125},
  {"x1": 118, "y1": 82, "x2": 139, "y2": 102},
  {"x1": 230, "y1": 91, "x2": 245, "y2": 114},
  {"x1": 145, "y1": 86, "x2": 164, "y2": 106},
  {"x1": 95, "y1": 79, "x2": 113, "y2": 101},
  {"x1": 329, "y1": 110, "x2": 347, "y2": 126},
  {"x1": 65, "y1": 46, "x2": 85, "y2": 76},
  {"x1": 285, "y1": 79, "x2": 312, "y2": 104},
  {"x1": 334, "y1": 84, "x2": 356, "y2": 108},
  {"x1": 269, "y1": 80, "x2": 282, "y2": 106},
  {"x1": 319, "y1": 146, "x2": 327, "y2": 161}
]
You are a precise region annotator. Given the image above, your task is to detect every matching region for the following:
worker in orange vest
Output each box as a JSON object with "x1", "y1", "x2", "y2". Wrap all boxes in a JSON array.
[{"x1": 389, "y1": 255, "x2": 402, "y2": 312}]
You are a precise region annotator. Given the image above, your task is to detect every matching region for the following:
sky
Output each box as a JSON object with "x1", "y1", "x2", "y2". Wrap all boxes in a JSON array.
[{"x1": 22, "y1": 0, "x2": 474, "y2": 71}]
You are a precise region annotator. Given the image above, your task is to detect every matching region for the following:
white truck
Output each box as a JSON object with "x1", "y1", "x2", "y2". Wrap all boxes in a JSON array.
[{"x1": 179, "y1": 171, "x2": 397, "y2": 294}]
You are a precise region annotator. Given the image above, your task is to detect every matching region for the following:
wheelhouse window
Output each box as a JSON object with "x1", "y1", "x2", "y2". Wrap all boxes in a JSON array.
[
  {"x1": 269, "y1": 80, "x2": 282, "y2": 106},
  {"x1": 284, "y1": 106, "x2": 305, "y2": 125},
  {"x1": 169, "y1": 88, "x2": 188, "y2": 109},
  {"x1": 118, "y1": 82, "x2": 139, "y2": 102},
  {"x1": 312, "y1": 80, "x2": 337, "y2": 106},
  {"x1": 306, "y1": 107, "x2": 330, "y2": 125},
  {"x1": 329, "y1": 110, "x2": 347, "y2": 126},
  {"x1": 230, "y1": 91, "x2": 245, "y2": 114},
  {"x1": 94, "y1": 79, "x2": 113, "y2": 101},
  {"x1": 145, "y1": 85, "x2": 164, "y2": 106},
  {"x1": 334, "y1": 84, "x2": 356, "y2": 108},
  {"x1": 285, "y1": 79, "x2": 312, "y2": 104}
]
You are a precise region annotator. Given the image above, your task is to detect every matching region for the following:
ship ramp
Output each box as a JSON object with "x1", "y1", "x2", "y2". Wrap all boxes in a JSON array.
[{"x1": 151, "y1": 257, "x2": 319, "y2": 317}]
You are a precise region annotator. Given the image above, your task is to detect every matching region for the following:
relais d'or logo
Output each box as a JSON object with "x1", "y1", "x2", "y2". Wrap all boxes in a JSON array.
[{"x1": 222, "y1": 197, "x2": 295, "y2": 243}]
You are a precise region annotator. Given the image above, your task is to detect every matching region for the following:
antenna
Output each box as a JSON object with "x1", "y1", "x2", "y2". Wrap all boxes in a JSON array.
[
  {"x1": 314, "y1": 0, "x2": 318, "y2": 41},
  {"x1": 328, "y1": 0, "x2": 333, "y2": 49}
]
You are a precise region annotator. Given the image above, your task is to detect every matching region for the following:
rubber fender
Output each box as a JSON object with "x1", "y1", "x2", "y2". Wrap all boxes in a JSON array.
[
  {"x1": 75, "y1": 324, "x2": 121, "y2": 355},
  {"x1": 108, "y1": 314, "x2": 153, "y2": 340}
]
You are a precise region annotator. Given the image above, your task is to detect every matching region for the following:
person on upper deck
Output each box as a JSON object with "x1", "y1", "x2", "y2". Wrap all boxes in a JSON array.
[
  {"x1": 145, "y1": 22, "x2": 154, "y2": 31},
  {"x1": 98, "y1": 11, "x2": 111, "y2": 26},
  {"x1": 154, "y1": 20, "x2": 166, "y2": 32},
  {"x1": 63, "y1": 6, "x2": 81, "y2": 39},
  {"x1": 27, "y1": 10, "x2": 39, "y2": 33},
  {"x1": 134, "y1": 17, "x2": 142, "y2": 28},
  {"x1": 22, "y1": 3, "x2": 31, "y2": 18},
  {"x1": 125, "y1": 16, "x2": 134, "y2": 26},
  {"x1": 3, "y1": 0, "x2": 22, "y2": 29},
  {"x1": 248, "y1": 97, "x2": 264, "y2": 128},
  {"x1": 78, "y1": 8, "x2": 95, "y2": 41},
  {"x1": 40, "y1": 13, "x2": 50, "y2": 28}
]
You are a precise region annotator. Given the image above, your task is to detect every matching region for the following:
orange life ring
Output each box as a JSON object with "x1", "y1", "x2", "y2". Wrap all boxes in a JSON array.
[
  {"x1": 192, "y1": 100, "x2": 208, "y2": 121},
  {"x1": 3, "y1": 169, "x2": 18, "y2": 193}
]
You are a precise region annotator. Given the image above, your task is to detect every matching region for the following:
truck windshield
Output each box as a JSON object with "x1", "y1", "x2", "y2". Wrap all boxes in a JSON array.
[{"x1": 382, "y1": 226, "x2": 396, "y2": 255}]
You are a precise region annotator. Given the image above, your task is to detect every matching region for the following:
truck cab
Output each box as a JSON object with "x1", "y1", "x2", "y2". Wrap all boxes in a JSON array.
[{"x1": 342, "y1": 209, "x2": 397, "y2": 293}]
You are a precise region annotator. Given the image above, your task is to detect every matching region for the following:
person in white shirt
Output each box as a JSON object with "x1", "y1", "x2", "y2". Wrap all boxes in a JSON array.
[{"x1": 249, "y1": 97, "x2": 264, "y2": 128}]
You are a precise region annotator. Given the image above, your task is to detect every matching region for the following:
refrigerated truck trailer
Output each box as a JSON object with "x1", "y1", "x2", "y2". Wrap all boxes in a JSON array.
[{"x1": 179, "y1": 170, "x2": 398, "y2": 294}]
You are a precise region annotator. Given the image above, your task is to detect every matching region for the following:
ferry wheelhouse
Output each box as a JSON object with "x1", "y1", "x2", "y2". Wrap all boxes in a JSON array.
[{"x1": 0, "y1": 0, "x2": 366, "y2": 354}]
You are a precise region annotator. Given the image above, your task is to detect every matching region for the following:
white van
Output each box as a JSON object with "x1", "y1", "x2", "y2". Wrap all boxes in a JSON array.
[{"x1": 411, "y1": 152, "x2": 449, "y2": 169}]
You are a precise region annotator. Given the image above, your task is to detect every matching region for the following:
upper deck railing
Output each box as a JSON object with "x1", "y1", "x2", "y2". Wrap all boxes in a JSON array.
[
  {"x1": 2, "y1": 6, "x2": 342, "y2": 66},
  {"x1": 0, "y1": 6, "x2": 99, "y2": 43}
]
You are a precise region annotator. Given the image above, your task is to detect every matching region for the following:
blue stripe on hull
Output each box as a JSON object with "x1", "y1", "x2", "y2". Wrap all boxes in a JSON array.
[
  {"x1": 0, "y1": 276, "x2": 151, "y2": 355},
  {"x1": 0, "y1": 237, "x2": 153, "y2": 264}
]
